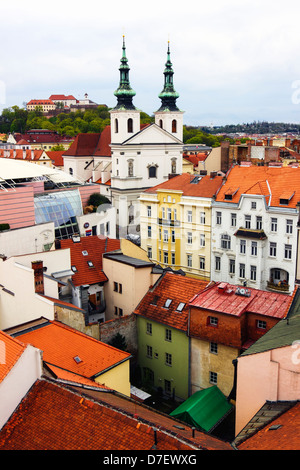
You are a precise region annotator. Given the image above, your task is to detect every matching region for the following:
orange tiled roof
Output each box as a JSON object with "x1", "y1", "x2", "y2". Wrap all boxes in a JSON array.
[
  {"x1": 27, "y1": 99, "x2": 55, "y2": 105},
  {"x1": 0, "y1": 330, "x2": 26, "y2": 383},
  {"x1": 144, "y1": 173, "x2": 223, "y2": 198},
  {"x1": 238, "y1": 402, "x2": 300, "y2": 450},
  {"x1": 134, "y1": 272, "x2": 209, "y2": 331},
  {"x1": 45, "y1": 364, "x2": 112, "y2": 390},
  {"x1": 59, "y1": 235, "x2": 120, "y2": 286},
  {"x1": 0, "y1": 148, "x2": 48, "y2": 161},
  {"x1": 216, "y1": 165, "x2": 300, "y2": 208},
  {"x1": 0, "y1": 379, "x2": 229, "y2": 450},
  {"x1": 46, "y1": 150, "x2": 64, "y2": 166},
  {"x1": 16, "y1": 320, "x2": 130, "y2": 379}
]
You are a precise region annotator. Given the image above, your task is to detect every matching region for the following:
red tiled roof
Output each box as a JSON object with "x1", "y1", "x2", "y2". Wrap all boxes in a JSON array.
[
  {"x1": 0, "y1": 379, "x2": 231, "y2": 450},
  {"x1": 16, "y1": 320, "x2": 130, "y2": 379},
  {"x1": 144, "y1": 173, "x2": 223, "y2": 198},
  {"x1": 49, "y1": 94, "x2": 76, "y2": 101},
  {"x1": 45, "y1": 364, "x2": 112, "y2": 390},
  {"x1": 190, "y1": 282, "x2": 293, "y2": 319},
  {"x1": 0, "y1": 148, "x2": 48, "y2": 162},
  {"x1": 63, "y1": 132, "x2": 101, "y2": 157},
  {"x1": 238, "y1": 402, "x2": 300, "y2": 450},
  {"x1": 0, "y1": 330, "x2": 27, "y2": 383},
  {"x1": 134, "y1": 272, "x2": 209, "y2": 331},
  {"x1": 216, "y1": 165, "x2": 300, "y2": 208},
  {"x1": 94, "y1": 125, "x2": 111, "y2": 157},
  {"x1": 59, "y1": 236, "x2": 120, "y2": 286},
  {"x1": 46, "y1": 150, "x2": 64, "y2": 166},
  {"x1": 27, "y1": 99, "x2": 55, "y2": 105}
]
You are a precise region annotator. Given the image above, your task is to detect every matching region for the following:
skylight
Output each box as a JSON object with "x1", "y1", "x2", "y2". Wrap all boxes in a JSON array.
[
  {"x1": 71, "y1": 266, "x2": 77, "y2": 272},
  {"x1": 73, "y1": 356, "x2": 82, "y2": 364},
  {"x1": 164, "y1": 298, "x2": 172, "y2": 308},
  {"x1": 176, "y1": 302, "x2": 185, "y2": 312},
  {"x1": 82, "y1": 250, "x2": 88, "y2": 256},
  {"x1": 87, "y1": 261, "x2": 94, "y2": 267}
]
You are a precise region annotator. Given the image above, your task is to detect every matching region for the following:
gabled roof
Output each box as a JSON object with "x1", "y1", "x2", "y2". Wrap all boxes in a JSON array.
[
  {"x1": 46, "y1": 150, "x2": 64, "y2": 166},
  {"x1": 134, "y1": 272, "x2": 209, "y2": 331},
  {"x1": 189, "y1": 282, "x2": 293, "y2": 319},
  {"x1": 237, "y1": 401, "x2": 300, "y2": 450},
  {"x1": 216, "y1": 165, "x2": 300, "y2": 208},
  {"x1": 144, "y1": 172, "x2": 223, "y2": 198},
  {"x1": 0, "y1": 379, "x2": 232, "y2": 450},
  {"x1": 0, "y1": 330, "x2": 27, "y2": 383},
  {"x1": 14, "y1": 320, "x2": 131, "y2": 379},
  {"x1": 120, "y1": 122, "x2": 182, "y2": 146},
  {"x1": 63, "y1": 133, "x2": 101, "y2": 157},
  {"x1": 59, "y1": 236, "x2": 120, "y2": 286},
  {"x1": 49, "y1": 94, "x2": 76, "y2": 101}
]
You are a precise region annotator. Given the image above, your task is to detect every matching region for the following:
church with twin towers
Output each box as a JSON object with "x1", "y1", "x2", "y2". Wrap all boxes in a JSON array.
[{"x1": 109, "y1": 36, "x2": 184, "y2": 238}]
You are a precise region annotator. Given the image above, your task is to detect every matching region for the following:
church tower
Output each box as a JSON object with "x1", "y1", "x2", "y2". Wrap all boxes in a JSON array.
[
  {"x1": 110, "y1": 36, "x2": 140, "y2": 144},
  {"x1": 154, "y1": 42, "x2": 184, "y2": 142}
]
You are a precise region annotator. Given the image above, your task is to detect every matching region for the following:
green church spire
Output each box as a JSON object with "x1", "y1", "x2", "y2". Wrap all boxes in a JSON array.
[
  {"x1": 113, "y1": 36, "x2": 136, "y2": 110},
  {"x1": 157, "y1": 41, "x2": 180, "y2": 112}
]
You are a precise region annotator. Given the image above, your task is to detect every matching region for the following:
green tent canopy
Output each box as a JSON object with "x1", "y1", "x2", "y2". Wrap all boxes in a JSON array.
[{"x1": 169, "y1": 386, "x2": 233, "y2": 433}]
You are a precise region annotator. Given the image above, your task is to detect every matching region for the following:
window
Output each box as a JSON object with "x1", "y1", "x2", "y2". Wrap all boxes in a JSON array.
[
  {"x1": 239, "y1": 263, "x2": 245, "y2": 278},
  {"x1": 271, "y1": 218, "x2": 277, "y2": 232},
  {"x1": 165, "y1": 329, "x2": 172, "y2": 342},
  {"x1": 69, "y1": 168, "x2": 73, "y2": 175},
  {"x1": 269, "y1": 242, "x2": 277, "y2": 257},
  {"x1": 146, "y1": 323, "x2": 152, "y2": 335},
  {"x1": 165, "y1": 352, "x2": 172, "y2": 366},
  {"x1": 187, "y1": 210, "x2": 192, "y2": 223},
  {"x1": 162, "y1": 207, "x2": 165, "y2": 219},
  {"x1": 200, "y1": 257, "x2": 205, "y2": 270},
  {"x1": 163, "y1": 251, "x2": 169, "y2": 264},
  {"x1": 127, "y1": 118, "x2": 133, "y2": 133},
  {"x1": 216, "y1": 211, "x2": 222, "y2": 225},
  {"x1": 164, "y1": 298, "x2": 172, "y2": 308},
  {"x1": 215, "y1": 256, "x2": 221, "y2": 271},
  {"x1": 119, "y1": 308, "x2": 123, "y2": 316},
  {"x1": 171, "y1": 252, "x2": 175, "y2": 265},
  {"x1": 251, "y1": 201, "x2": 257, "y2": 209},
  {"x1": 128, "y1": 160, "x2": 134, "y2": 177},
  {"x1": 250, "y1": 265, "x2": 257, "y2": 281},
  {"x1": 163, "y1": 229, "x2": 168, "y2": 242},
  {"x1": 147, "y1": 246, "x2": 152, "y2": 258},
  {"x1": 113, "y1": 282, "x2": 118, "y2": 292},
  {"x1": 210, "y1": 342, "x2": 218, "y2": 354},
  {"x1": 209, "y1": 316, "x2": 218, "y2": 327},
  {"x1": 210, "y1": 371, "x2": 218, "y2": 385},
  {"x1": 229, "y1": 258, "x2": 235, "y2": 274},
  {"x1": 147, "y1": 206, "x2": 151, "y2": 217},
  {"x1": 164, "y1": 379, "x2": 172, "y2": 395},
  {"x1": 257, "y1": 319, "x2": 267, "y2": 330},
  {"x1": 240, "y1": 239, "x2": 246, "y2": 254},
  {"x1": 114, "y1": 282, "x2": 122, "y2": 293},
  {"x1": 200, "y1": 233, "x2": 205, "y2": 247},
  {"x1": 167, "y1": 208, "x2": 172, "y2": 221},
  {"x1": 245, "y1": 215, "x2": 251, "y2": 229},
  {"x1": 251, "y1": 241, "x2": 257, "y2": 256},
  {"x1": 173, "y1": 209, "x2": 177, "y2": 221},
  {"x1": 231, "y1": 213, "x2": 237, "y2": 227},
  {"x1": 187, "y1": 254, "x2": 192, "y2": 268},
  {"x1": 284, "y1": 244, "x2": 292, "y2": 259},
  {"x1": 256, "y1": 216, "x2": 262, "y2": 230},
  {"x1": 147, "y1": 345, "x2": 153, "y2": 358},
  {"x1": 200, "y1": 212, "x2": 206, "y2": 224},
  {"x1": 176, "y1": 302, "x2": 185, "y2": 312},
  {"x1": 171, "y1": 230, "x2": 175, "y2": 243},
  {"x1": 221, "y1": 234, "x2": 231, "y2": 250},
  {"x1": 172, "y1": 119, "x2": 177, "y2": 133},
  {"x1": 187, "y1": 232, "x2": 193, "y2": 244},
  {"x1": 148, "y1": 166, "x2": 157, "y2": 178},
  {"x1": 171, "y1": 159, "x2": 176, "y2": 174},
  {"x1": 148, "y1": 225, "x2": 152, "y2": 238},
  {"x1": 115, "y1": 118, "x2": 118, "y2": 133},
  {"x1": 286, "y1": 219, "x2": 293, "y2": 234}
]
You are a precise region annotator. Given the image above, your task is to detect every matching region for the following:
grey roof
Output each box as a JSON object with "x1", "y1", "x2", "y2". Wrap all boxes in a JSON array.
[{"x1": 103, "y1": 253, "x2": 154, "y2": 268}]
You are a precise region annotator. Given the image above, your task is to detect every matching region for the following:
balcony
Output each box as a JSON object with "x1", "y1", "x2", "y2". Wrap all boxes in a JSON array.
[
  {"x1": 158, "y1": 218, "x2": 180, "y2": 227},
  {"x1": 267, "y1": 280, "x2": 290, "y2": 293},
  {"x1": 267, "y1": 268, "x2": 290, "y2": 293}
]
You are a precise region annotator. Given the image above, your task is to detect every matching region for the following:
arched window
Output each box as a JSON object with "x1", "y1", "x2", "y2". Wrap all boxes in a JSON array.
[
  {"x1": 159, "y1": 119, "x2": 163, "y2": 129},
  {"x1": 171, "y1": 158, "x2": 176, "y2": 174},
  {"x1": 172, "y1": 119, "x2": 177, "y2": 133},
  {"x1": 127, "y1": 118, "x2": 133, "y2": 133},
  {"x1": 69, "y1": 168, "x2": 73, "y2": 175},
  {"x1": 115, "y1": 118, "x2": 119, "y2": 133}
]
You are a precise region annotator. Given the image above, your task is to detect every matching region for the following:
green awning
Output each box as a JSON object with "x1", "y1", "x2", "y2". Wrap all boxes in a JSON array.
[{"x1": 169, "y1": 386, "x2": 233, "y2": 432}]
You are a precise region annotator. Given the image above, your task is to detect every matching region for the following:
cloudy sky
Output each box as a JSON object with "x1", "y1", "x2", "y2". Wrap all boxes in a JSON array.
[{"x1": 1, "y1": 0, "x2": 300, "y2": 126}]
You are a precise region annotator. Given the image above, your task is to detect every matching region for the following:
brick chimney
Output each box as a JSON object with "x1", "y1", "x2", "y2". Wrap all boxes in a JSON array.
[{"x1": 32, "y1": 260, "x2": 44, "y2": 295}]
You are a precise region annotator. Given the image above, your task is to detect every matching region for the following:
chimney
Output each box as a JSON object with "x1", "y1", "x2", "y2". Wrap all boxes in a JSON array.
[{"x1": 32, "y1": 260, "x2": 44, "y2": 295}]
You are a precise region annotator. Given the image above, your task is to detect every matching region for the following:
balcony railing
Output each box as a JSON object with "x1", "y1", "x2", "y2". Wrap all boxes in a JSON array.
[
  {"x1": 267, "y1": 280, "x2": 290, "y2": 292},
  {"x1": 157, "y1": 218, "x2": 180, "y2": 227}
]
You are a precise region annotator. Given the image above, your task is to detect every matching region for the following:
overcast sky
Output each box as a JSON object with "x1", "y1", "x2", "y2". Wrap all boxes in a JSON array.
[{"x1": 1, "y1": 0, "x2": 300, "y2": 126}]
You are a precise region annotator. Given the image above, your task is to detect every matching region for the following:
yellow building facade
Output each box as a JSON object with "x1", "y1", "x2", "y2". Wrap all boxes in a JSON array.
[{"x1": 140, "y1": 173, "x2": 223, "y2": 281}]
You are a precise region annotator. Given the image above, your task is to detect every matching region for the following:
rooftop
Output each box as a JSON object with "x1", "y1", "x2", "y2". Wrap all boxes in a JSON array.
[
  {"x1": 59, "y1": 236, "x2": 120, "y2": 286},
  {"x1": 189, "y1": 282, "x2": 294, "y2": 319},
  {"x1": 134, "y1": 272, "x2": 209, "y2": 331},
  {"x1": 0, "y1": 330, "x2": 26, "y2": 383}
]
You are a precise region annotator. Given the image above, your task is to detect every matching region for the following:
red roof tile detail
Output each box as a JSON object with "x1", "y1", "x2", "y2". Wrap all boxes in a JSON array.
[
  {"x1": 216, "y1": 165, "x2": 300, "y2": 208},
  {"x1": 94, "y1": 125, "x2": 111, "y2": 157},
  {"x1": 60, "y1": 235, "x2": 120, "y2": 286},
  {"x1": 190, "y1": 282, "x2": 292, "y2": 319},
  {"x1": 17, "y1": 320, "x2": 130, "y2": 379},
  {"x1": 46, "y1": 150, "x2": 64, "y2": 166},
  {"x1": 0, "y1": 331, "x2": 26, "y2": 383},
  {"x1": 238, "y1": 402, "x2": 300, "y2": 450},
  {"x1": 145, "y1": 173, "x2": 223, "y2": 198},
  {"x1": 134, "y1": 272, "x2": 209, "y2": 331},
  {"x1": 63, "y1": 133, "x2": 101, "y2": 157},
  {"x1": 0, "y1": 379, "x2": 232, "y2": 449}
]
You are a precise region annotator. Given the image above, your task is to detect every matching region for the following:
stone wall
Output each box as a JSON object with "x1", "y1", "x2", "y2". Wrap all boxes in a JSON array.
[{"x1": 99, "y1": 313, "x2": 138, "y2": 356}]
